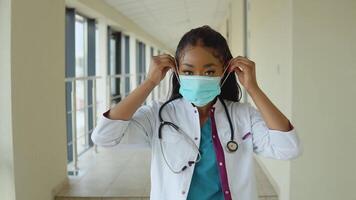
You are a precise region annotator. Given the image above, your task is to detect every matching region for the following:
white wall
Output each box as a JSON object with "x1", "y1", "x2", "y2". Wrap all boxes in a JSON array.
[
  {"x1": 290, "y1": 0, "x2": 356, "y2": 199},
  {"x1": 0, "y1": 0, "x2": 68, "y2": 200},
  {"x1": 229, "y1": 0, "x2": 293, "y2": 199},
  {"x1": 247, "y1": 1, "x2": 294, "y2": 200},
  {"x1": 0, "y1": 0, "x2": 16, "y2": 199},
  {"x1": 228, "y1": 0, "x2": 249, "y2": 102},
  {"x1": 229, "y1": 1, "x2": 356, "y2": 200},
  {"x1": 229, "y1": 0, "x2": 244, "y2": 58}
]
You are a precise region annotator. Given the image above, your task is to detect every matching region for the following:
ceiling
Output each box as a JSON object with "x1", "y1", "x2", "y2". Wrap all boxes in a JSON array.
[{"x1": 105, "y1": 0, "x2": 230, "y2": 51}]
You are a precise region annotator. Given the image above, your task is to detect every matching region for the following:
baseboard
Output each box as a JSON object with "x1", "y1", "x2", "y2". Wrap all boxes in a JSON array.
[{"x1": 51, "y1": 177, "x2": 69, "y2": 198}]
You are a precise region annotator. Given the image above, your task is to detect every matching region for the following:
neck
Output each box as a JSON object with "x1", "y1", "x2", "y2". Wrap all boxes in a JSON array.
[
  {"x1": 197, "y1": 103, "x2": 212, "y2": 116},
  {"x1": 195, "y1": 97, "x2": 217, "y2": 116}
]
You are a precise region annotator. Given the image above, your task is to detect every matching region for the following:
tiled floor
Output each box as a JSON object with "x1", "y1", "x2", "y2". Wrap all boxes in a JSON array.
[{"x1": 56, "y1": 144, "x2": 278, "y2": 200}]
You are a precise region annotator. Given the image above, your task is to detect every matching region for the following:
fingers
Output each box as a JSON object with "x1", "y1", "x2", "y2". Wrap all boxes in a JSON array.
[
  {"x1": 228, "y1": 66, "x2": 242, "y2": 78},
  {"x1": 228, "y1": 62, "x2": 245, "y2": 73},
  {"x1": 236, "y1": 56, "x2": 254, "y2": 64},
  {"x1": 154, "y1": 54, "x2": 177, "y2": 71},
  {"x1": 157, "y1": 54, "x2": 177, "y2": 65},
  {"x1": 228, "y1": 56, "x2": 254, "y2": 66},
  {"x1": 227, "y1": 56, "x2": 255, "y2": 73},
  {"x1": 152, "y1": 57, "x2": 175, "y2": 73},
  {"x1": 160, "y1": 59, "x2": 176, "y2": 73}
]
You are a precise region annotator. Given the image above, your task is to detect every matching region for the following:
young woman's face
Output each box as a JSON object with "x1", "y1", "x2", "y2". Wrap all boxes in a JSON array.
[{"x1": 178, "y1": 45, "x2": 224, "y2": 77}]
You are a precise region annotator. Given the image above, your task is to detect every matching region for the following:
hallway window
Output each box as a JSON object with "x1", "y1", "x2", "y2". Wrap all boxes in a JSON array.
[
  {"x1": 149, "y1": 46, "x2": 155, "y2": 101},
  {"x1": 157, "y1": 49, "x2": 162, "y2": 100},
  {"x1": 136, "y1": 40, "x2": 146, "y2": 86},
  {"x1": 75, "y1": 14, "x2": 89, "y2": 155},
  {"x1": 65, "y1": 8, "x2": 97, "y2": 174},
  {"x1": 107, "y1": 28, "x2": 122, "y2": 105},
  {"x1": 123, "y1": 34, "x2": 131, "y2": 96}
]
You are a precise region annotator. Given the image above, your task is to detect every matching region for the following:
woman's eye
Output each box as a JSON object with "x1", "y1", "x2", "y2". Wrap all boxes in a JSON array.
[
  {"x1": 182, "y1": 71, "x2": 193, "y2": 75},
  {"x1": 205, "y1": 71, "x2": 215, "y2": 76}
]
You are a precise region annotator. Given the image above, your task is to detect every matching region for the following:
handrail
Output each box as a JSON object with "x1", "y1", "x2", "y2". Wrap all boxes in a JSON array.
[
  {"x1": 65, "y1": 76, "x2": 102, "y2": 82},
  {"x1": 65, "y1": 75, "x2": 101, "y2": 173},
  {"x1": 65, "y1": 73, "x2": 166, "y2": 173}
]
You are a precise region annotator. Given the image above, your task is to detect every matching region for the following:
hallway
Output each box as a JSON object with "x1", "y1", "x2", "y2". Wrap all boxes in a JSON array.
[
  {"x1": 1, "y1": 0, "x2": 355, "y2": 200},
  {"x1": 55, "y1": 145, "x2": 278, "y2": 200}
]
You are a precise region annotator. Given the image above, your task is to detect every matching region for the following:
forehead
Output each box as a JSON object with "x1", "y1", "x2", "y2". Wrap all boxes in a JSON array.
[{"x1": 181, "y1": 45, "x2": 221, "y2": 65}]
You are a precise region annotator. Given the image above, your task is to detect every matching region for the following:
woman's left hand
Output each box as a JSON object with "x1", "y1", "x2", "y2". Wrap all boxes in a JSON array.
[{"x1": 227, "y1": 56, "x2": 259, "y2": 93}]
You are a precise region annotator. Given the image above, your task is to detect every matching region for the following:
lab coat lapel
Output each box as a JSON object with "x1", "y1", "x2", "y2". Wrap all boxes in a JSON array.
[{"x1": 211, "y1": 98, "x2": 231, "y2": 145}]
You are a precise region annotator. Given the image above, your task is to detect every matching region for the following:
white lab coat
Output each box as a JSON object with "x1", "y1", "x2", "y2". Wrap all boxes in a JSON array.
[{"x1": 91, "y1": 97, "x2": 302, "y2": 200}]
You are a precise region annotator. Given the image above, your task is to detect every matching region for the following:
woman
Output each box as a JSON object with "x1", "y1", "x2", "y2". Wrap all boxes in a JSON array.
[{"x1": 91, "y1": 25, "x2": 302, "y2": 200}]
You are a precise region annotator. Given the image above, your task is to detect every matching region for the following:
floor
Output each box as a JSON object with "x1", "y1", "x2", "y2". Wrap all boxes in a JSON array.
[{"x1": 56, "y1": 144, "x2": 278, "y2": 200}]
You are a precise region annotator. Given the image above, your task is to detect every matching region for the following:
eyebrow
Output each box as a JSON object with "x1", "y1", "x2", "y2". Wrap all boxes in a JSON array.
[{"x1": 182, "y1": 63, "x2": 216, "y2": 68}]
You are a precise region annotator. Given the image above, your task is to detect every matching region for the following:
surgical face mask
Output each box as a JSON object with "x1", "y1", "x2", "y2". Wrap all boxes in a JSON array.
[{"x1": 175, "y1": 67, "x2": 231, "y2": 107}]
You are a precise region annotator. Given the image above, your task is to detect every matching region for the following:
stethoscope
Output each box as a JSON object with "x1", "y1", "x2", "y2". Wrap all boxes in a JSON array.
[
  {"x1": 157, "y1": 59, "x2": 239, "y2": 173},
  {"x1": 158, "y1": 95, "x2": 239, "y2": 174}
]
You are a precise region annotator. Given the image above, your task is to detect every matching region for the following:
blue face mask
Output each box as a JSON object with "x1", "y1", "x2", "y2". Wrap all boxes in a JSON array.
[{"x1": 178, "y1": 75, "x2": 221, "y2": 107}]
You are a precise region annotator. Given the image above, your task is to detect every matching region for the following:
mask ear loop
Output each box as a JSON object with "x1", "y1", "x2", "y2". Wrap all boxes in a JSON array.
[
  {"x1": 220, "y1": 59, "x2": 234, "y2": 87},
  {"x1": 173, "y1": 58, "x2": 181, "y2": 85}
]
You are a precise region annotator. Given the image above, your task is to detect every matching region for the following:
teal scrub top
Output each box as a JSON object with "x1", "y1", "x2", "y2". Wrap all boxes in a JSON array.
[{"x1": 187, "y1": 117, "x2": 224, "y2": 200}]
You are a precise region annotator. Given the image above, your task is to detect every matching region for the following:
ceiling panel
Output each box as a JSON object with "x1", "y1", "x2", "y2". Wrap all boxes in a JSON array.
[{"x1": 105, "y1": 0, "x2": 230, "y2": 51}]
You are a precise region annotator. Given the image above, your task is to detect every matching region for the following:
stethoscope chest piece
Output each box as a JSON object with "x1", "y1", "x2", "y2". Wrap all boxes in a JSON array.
[{"x1": 227, "y1": 140, "x2": 238, "y2": 152}]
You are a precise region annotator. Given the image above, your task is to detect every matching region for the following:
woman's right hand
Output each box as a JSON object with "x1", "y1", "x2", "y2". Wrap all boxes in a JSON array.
[
  {"x1": 106, "y1": 54, "x2": 176, "y2": 120},
  {"x1": 146, "y1": 54, "x2": 177, "y2": 86}
]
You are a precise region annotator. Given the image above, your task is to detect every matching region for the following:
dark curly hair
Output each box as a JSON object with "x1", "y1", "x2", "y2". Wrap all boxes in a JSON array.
[{"x1": 168, "y1": 25, "x2": 242, "y2": 102}]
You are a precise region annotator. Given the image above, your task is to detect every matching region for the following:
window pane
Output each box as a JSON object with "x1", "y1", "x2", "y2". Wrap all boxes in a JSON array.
[
  {"x1": 74, "y1": 14, "x2": 89, "y2": 156},
  {"x1": 124, "y1": 35, "x2": 130, "y2": 95},
  {"x1": 76, "y1": 79, "x2": 85, "y2": 110},
  {"x1": 125, "y1": 77, "x2": 130, "y2": 94},
  {"x1": 136, "y1": 40, "x2": 146, "y2": 85},
  {"x1": 76, "y1": 79, "x2": 87, "y2": 155},
  {"x1": 75, "y1": 16, "x2": 86, "y2": 77},
  {"x1": 76, "y1": 109, "x2": 86, "y2": 154},
  {"x1": 124, "y1": 35, "x2": 130, "y2": 74},
  {"x1": 110, "y1": 37, "x2": 116, "y2": 96}
]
